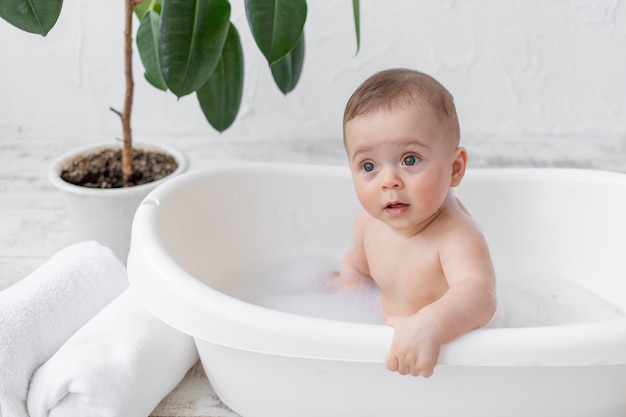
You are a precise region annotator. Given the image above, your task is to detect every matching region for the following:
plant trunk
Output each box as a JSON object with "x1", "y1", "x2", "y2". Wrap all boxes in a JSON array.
[{"x1": 121, "y1": 0, "x2": 135, "y2": 186}]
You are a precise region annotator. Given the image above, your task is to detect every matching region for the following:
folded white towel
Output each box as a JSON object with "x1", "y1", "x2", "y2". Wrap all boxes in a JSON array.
[
  {"x1": 0, "y1": 241, "x2": 128, "y2": 417},
  {"x1": 27, "y1": 288, "x2": 199, "y2": 417}
]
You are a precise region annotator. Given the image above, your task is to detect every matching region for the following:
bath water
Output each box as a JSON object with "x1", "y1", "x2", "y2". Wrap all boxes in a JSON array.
[
  {"x1": 222, "y1": 259, "x2": 624, "y2": 327},
  {"x1": 223, "y1": 258, "x2": 385, "y2": 324},
  {"x1": 495, "y1": 263, "x2": 625, "y2": 327}
]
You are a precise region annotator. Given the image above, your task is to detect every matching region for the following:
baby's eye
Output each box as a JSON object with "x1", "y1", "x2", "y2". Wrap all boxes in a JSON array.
[
  {"x1": 402, "y1": 155, "x2": 420, "y2": 166},
  {"x1": 361, "y1": 161, "x2": 376, "y2": 172}
]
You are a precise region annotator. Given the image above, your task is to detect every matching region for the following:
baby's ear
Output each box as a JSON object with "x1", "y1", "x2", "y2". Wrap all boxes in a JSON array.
[{"x1": 450, "y1": 147, "x2": 468, "y2": 187}]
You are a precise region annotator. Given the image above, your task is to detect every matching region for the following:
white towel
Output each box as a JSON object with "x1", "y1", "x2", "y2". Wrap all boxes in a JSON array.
[
  {"x1": 0, "y1": 241, "x2": 128, "y2": 417},
  {"x1": 27, "y1": 288, "x2": 199, "y2": 417}
]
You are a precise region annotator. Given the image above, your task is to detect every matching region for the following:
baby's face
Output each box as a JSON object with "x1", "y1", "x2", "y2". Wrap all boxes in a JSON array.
[{"x1": 344, "y1": 105, "x2": 459, "y2": 236}]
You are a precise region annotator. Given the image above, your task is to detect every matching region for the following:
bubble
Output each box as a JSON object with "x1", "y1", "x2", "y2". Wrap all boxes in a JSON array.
[
  {"x1": 221, "y1": 258, "x2": 625, "y2": 328},
  {"x1": 495, "y1": 264, "x2": 624, "y2": 327},
  {"x1": 222, "y1": 258, "x2": 385, "y2": 324}
]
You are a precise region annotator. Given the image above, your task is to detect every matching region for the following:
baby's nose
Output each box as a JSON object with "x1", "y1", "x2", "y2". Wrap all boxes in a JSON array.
[{"x1": 381, "y1": 168, "x2": 403, "y2": 189}]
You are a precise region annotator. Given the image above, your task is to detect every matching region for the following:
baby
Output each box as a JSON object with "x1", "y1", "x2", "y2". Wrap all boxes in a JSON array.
[{"x1": 339, "y1": 68, "x2": 498, "y2": 378}]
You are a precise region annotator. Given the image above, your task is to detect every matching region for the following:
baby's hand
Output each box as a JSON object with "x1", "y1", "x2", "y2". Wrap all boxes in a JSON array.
[
  {"x1": 336, "y1": 264, "x2": 373, "y2": 288},
  {"x1": 321, "y1": 271, "x2": 342, "y2": 292},
  {"x1": 385, "y1": 313, "x2": 444, "y2": 378}
]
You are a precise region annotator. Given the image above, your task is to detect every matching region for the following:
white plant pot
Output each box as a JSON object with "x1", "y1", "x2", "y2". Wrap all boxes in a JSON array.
[{"x1": 49, "y1": 142, "x2": 189, "y2": 262}]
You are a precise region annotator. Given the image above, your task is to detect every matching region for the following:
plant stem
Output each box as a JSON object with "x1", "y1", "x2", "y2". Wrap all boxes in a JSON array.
[{"x1": 121, "y1": 0, "x2": 135, "y2": 185}]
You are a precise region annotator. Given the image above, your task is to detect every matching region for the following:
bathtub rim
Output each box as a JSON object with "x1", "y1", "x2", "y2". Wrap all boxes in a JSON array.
[{"x1": 127, "y1": 163, "x2": 626, "y2": 367}]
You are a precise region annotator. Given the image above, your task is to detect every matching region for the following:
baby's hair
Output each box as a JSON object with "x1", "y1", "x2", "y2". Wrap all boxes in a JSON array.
[{"x1": 343, "y1": 68, "x2": 460, "y2": 146}]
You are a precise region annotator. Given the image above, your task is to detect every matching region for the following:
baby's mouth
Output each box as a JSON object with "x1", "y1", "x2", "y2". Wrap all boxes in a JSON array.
[
  {"x1": 384, "y1": 201, "x2": 409, "y2": 214},
  {"x1": 386, "y1": 201, "x2": 407, "y2": 208}
]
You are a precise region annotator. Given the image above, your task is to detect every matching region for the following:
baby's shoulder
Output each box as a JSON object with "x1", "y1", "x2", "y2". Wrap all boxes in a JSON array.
[
  {"x1": 352, "y1": 209, "x2": 372, "y2": 233},
  {"x1": 438, "y1": 212, "x2": 489, "y2": 251}
]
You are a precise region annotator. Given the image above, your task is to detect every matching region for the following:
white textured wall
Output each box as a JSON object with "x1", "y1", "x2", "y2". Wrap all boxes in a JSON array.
[{"x1": 1, "y1": 0, "x2": 626, "y2": 143}]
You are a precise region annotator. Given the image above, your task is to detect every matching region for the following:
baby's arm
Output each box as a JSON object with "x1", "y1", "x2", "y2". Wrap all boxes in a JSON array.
[
  {"x1": 338, "y1": 210, "x2": 373, "y2": 288},
  {"x1": 427, "y1": 227, "x2": 497, "y2": 339},
  {"x1": 386, "y1": 226, "x2": 496, "y2": 377}
]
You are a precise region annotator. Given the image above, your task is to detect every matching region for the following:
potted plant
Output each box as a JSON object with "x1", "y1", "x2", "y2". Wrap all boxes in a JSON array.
[{"x1": 0, "y1": 0, "x2": 360, "y2": 260}]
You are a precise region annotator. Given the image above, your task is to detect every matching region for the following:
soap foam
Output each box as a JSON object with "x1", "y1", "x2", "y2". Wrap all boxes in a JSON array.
[
  {"x1": 222, "y1": 258, "x2": 385, "y2": 324},
  {"x1": 221, "y1": 258, "x2": 625, "y2": 327},
  {"x1": 496, "y1": 264, "x2": 625, "y2": 327}
]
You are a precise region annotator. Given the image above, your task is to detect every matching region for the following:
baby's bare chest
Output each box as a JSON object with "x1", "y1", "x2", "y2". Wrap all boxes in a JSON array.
[{"x1": 363, "y1": 238, "x2": 447, "y2": 296}]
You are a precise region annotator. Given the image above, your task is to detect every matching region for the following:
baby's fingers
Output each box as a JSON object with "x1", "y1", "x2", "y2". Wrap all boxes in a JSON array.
[
  {"x1": 387, "y1": 348, "x2": 437, "y2": 378},
  {"x1": 385, "y1": 351, "x2": 399, "y2": 373},
  {"x1": 413, "y1": 344, "x2": 439, "y2": 378},
  {"x1": 387, "y1": 348, "x2": 420, "y2": 376},
  {"x1": 418, "y1": 359, "x2": 435, "y2": 378}
]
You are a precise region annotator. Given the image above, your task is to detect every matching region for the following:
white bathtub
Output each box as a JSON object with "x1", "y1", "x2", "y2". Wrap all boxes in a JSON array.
[{"x1": 128, "y1": 164, "x2": 626, "y2": 417}]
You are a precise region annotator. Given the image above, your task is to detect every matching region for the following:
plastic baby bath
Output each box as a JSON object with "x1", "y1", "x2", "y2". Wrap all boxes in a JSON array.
[{"x1": 128, "y1": 163, "x2": 626, "y2": 417}]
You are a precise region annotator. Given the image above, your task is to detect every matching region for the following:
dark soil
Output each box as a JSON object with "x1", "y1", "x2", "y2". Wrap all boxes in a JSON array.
[{"x1": 60, "y1": 148, "x2": 178, "y2": 188}]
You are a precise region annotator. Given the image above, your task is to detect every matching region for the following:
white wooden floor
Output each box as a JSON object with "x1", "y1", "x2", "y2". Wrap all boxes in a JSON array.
[{"x1": 1, "y1": 134, "x2": 625, "y2": 416}]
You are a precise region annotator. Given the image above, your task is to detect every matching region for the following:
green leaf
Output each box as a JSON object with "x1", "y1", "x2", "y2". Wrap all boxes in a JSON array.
[
  {"x1": 137, "y1": 10, "x2": 167, "y2": 91},
  {"x1": 159, "y1": 0, "x2": 231, "y2": 97},
  {"x1": 245, "y1": 0, "x2": 306, "y2": 65},
  {"x1": 197, "y1": 23, "x2": 244, "y2": 132},
  {"x1": 0, "y1": 0, "x2": 62, "y2": 36},
  {"x1": 353, "y1": 0, "x2": 360, "y2": 54},
  {"x1": 270, "y1": 32, "x2": 304, "y2": 94},
  {"x1": 135, "y1": 0, "x2": 161, "y2": 20}
]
